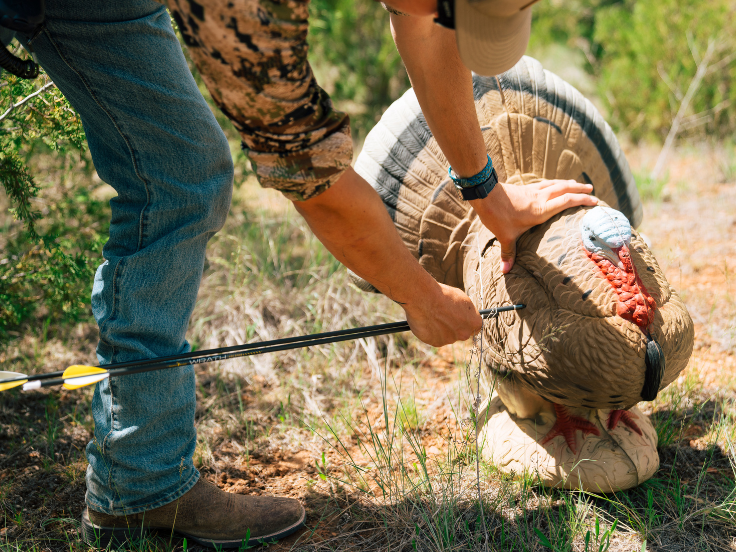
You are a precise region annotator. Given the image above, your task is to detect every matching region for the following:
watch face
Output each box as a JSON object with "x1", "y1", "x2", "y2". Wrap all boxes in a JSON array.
[{"x1": 458, "y1": 168, "x2": 498, "y2": 200}]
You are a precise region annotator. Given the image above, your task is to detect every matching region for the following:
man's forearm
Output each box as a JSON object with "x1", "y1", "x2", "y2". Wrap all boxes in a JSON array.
[
  {"x1": 390, "y1": 12, "x2": 597, "y2": 273},
  {"x1": 390, "y1": 13, "x2": 487, "y2": 178},
  {"x1": 293, "y1": 167, "x2": 438, "y2": 305},
  {"x1": 293, "y1": 167, "x2": 482, "y2": 346}
]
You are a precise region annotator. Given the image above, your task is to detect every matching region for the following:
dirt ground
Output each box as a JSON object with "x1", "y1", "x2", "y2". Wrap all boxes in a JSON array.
[{"x1": 1, "y1": 143, "x2": 735, "y2": 550}]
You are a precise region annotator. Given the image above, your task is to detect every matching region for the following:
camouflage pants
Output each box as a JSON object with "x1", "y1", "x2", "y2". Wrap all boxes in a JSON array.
[{"x1": 166, "y1": 0, "x2": 353, "y2": 200}]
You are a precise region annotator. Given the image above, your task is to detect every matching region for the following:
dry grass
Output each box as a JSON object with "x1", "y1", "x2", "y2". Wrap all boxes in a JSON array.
[{"x1": 0, "y1": 143, "x2": 735, "y2": 551}]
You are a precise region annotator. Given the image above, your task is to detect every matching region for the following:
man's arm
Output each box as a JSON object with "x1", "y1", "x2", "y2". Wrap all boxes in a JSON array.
[
  {"x1": 167, "y1": 0, "x2": 480, "y2": 347},
  {"x1": 390, "y1": 13, "x2": 598, "y2": 273},
  {"x1": 294, "y1": 167, "x2": 482, "y2": 347}
]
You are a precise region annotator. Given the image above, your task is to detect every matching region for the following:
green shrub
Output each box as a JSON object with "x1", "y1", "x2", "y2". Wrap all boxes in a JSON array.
[
  {"x1": 529, "y1": 0, "x2": 616, "y2": 66},
  {"x1": 595, "y1": 0, "x2": 736, "y2": 142},
  {"x1": 308, "y1": 0, "x2": 410, "y2": 141},
  {"x1": 0, "y1": 60, "x2": 105, "y2": 338},
  {"x1": 531, "y1": 0, "x2": 736, "y2": 142}
]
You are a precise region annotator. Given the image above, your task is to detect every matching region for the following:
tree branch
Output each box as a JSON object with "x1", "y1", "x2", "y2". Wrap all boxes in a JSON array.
[
  {"x1": 657, "y1": 61, "x2": 683, "y2": 101},
  {"x1": 705, "y1": 51, "x2": 736, "y2": 75},
  {"x1": 0, "y1": 81, "x2": 57, "y2": 124},
  {"x1": 687, "y1": 30, "x2": 701, "y2": 65},
  {"x1": 651, "y1": 38, "x2": 722, "y2": 180},
  {"x1": 678, "y1": 99, "x2": 731, "y2": 131}
]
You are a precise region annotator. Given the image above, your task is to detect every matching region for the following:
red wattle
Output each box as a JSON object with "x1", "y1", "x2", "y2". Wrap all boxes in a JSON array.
[{"x1": 585, "y1": 245, "x2": 655, "y2": 330}]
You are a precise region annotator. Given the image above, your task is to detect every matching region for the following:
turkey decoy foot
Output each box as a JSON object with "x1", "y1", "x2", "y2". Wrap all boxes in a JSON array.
[
  {"x1": 540, "y1": 404, "x2": 600, "y2": 454},
  {"x1": 607, "y1": 409, "x2": 643, "y2": 436}
]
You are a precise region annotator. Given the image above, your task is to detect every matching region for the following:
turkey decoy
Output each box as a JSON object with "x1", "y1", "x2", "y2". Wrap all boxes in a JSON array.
[{"x1": 351, "y1": 56, "x2": 694, "y2": 491}]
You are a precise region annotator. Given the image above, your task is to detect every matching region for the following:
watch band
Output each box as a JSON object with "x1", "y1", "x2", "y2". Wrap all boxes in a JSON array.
[
  {"x1": 434, "y1": 0, "x2": 455, "y2": 29},
  {"x1": 448, "y1": 154, "x2": 494, "y2": 188},
  {"x1": 454, "y1": 168, "x2": 498, "y2": 201}
]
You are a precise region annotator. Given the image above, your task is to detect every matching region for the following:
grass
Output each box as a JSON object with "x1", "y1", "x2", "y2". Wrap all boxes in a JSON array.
[
  {"x1": 633, "y1": 170, "x2": 669, "y2": 203},
  {"x1": 1, "y1": 146, "x2": 736, "y2": 551},
  {"x1": 301, "y1": 362, "x2": 736, "y2": 551}
]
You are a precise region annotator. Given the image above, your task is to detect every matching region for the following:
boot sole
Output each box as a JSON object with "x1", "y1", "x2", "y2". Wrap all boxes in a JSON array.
[{"x1": 81, "y1": 506, "x2": 306, "y2": 549}]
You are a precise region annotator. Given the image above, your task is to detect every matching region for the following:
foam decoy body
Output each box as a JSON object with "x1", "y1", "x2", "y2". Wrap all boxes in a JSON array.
[{"x1": 352, "y1": 57, "x2": 694, "y2": 488}]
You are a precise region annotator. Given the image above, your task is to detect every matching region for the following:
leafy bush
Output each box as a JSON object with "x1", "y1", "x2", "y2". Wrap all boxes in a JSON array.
[
  {"x1": 531, "y1": 0, "x2": 736, "y2": 142},
  {"x1": 308, "y1": 0, "x2": 410, "y2": 141},
  {"x1": 0, "y1": 60, "x2": 106, "y2": 338},
  {"x1": 529, "y1": 0, "x2": 615, "y2": 64},
  {"x1": 595, "y1": 0, "x2": 736, "y2": 142}
]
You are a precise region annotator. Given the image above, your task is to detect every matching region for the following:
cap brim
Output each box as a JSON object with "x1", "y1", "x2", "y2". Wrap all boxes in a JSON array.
[{"x1": 455, "y1": 2, "x2": 531, "y2": 76}]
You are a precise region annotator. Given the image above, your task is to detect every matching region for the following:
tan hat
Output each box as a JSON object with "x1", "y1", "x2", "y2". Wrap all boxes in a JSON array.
[{"x1": 436, "y1": 0, "x2": 539, "y2": 76}]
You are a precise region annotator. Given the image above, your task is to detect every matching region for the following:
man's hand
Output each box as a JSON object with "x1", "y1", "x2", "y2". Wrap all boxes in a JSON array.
[
  {"x1": 294, "y1": 168, "x2": 481, "y2": 347},
  {"x1": 471, "y1": 180, "x2": 598, "y2": 273},
  {"x1": 402, "y1": 282, "x2": 482, "y2": 347}
]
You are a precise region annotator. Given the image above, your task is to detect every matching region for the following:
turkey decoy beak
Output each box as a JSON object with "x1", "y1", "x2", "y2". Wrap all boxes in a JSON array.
[{"x1": 611, "y1": 245, "x2": 627, "y2": 271}]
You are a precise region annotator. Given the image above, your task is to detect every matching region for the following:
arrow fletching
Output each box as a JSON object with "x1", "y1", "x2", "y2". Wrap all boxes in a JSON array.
[
  {"x1": 62, "y1": 365, "x2": 109, "y2": 390},
  {"x1": 0, "y1": 372, "x2": 27, "y2": 392},
  {"x1": 64, "y1": 373, "x2": 110, "y2": 390},
  {"x1": 62, "y1": 365, "x2": 108, "y2": 379}
]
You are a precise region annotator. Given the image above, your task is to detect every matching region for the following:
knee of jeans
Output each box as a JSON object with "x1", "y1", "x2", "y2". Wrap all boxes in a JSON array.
[
  {"x1": 210, "y1": 173, "x2": 233, "y2": 233},
  {"x1": 194, "y1": 149, "x2": 234, "y2": 234}
]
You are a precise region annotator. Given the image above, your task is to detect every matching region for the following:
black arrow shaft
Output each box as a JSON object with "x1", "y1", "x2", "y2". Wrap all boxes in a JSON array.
[
  {"x1": 4, "y1": 304, "x2": 525, "y2": 388},
  {"x1": 40, "y1": 324, "x2": 409, "y2": 388},
  {"x1": 5, "y1": 320, "x2": 409, "y2": 386}
]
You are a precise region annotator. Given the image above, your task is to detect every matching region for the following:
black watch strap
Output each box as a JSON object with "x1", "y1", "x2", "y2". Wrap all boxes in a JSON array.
[
  {"x1": 434, "y1": 0, "x2": 455, "y2": 29},
  {"x1": 455, "y1": 167, "x2": 498, "y2": 201}
]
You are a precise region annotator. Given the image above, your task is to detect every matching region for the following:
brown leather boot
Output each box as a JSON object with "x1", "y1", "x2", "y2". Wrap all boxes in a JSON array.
[{"x1": 81, "y1": 478, "x2": 305, "y2": 549}]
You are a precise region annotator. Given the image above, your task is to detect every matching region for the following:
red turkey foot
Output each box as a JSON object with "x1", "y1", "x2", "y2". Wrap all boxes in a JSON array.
[
  {"x1": 540, "y1": 404, "x2": 600, "y2": 454},
  {"x1": 607, "y1": 409, "x2": 643, "y2": 436}
]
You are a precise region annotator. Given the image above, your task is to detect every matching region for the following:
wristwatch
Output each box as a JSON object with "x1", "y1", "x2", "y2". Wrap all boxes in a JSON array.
[
  {"x1": 452, "y1": 167, "x2": 498, "y2": 201},
  {"x1": 448, "y1": 154, "x2": 498, "y2": 201}
]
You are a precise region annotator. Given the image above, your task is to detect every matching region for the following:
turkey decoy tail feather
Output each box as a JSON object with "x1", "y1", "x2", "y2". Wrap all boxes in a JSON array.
[{"x1": 642, "y1": 337, "x2": 665, "y2": 401}]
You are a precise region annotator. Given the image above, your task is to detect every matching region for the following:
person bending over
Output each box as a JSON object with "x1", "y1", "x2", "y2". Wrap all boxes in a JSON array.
[{"x1": 26, "y1": 0, "x2": 595, "y2": 547}]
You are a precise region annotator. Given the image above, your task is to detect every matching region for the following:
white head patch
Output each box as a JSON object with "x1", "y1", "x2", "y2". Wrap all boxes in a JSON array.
[{"x1": 580, "y1": 206, "x2": 632, "y2": 266}]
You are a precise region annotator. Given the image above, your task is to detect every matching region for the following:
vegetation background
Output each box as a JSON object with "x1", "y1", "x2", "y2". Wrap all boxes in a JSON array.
[
  {"x1": 1, "y1": 0, "x2": 735, "y2": 550},
  {"x1": 1, "y1": 0, "x2": 735, "y2": 337}
]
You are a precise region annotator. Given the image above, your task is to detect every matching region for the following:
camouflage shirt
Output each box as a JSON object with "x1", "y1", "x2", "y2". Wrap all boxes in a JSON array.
[{"x1": 166, "y1": 0, "x2": 353, "y2": 201}]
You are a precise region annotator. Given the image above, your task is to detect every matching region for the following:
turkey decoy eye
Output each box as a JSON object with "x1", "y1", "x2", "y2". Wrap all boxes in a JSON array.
[
  {"x1": 590, "y1": 236, "x2": 596, "y2": 241},
  {"x1": 582, "y1": 290, "x2": 593, "y2": 300}
]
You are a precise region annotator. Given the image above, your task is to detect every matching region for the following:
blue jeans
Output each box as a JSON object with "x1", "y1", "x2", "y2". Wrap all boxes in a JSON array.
[{"x1": 33, "y1": 1, "x2": 234, "y2": 514}]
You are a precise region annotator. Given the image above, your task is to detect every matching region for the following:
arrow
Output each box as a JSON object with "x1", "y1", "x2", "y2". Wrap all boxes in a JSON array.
[
  {"x1": 0, "y1": 371, "x2": 27, "y2": 392},
  {"x1": 1, "y1": 305, "x2": 525, "y2": 392}
]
